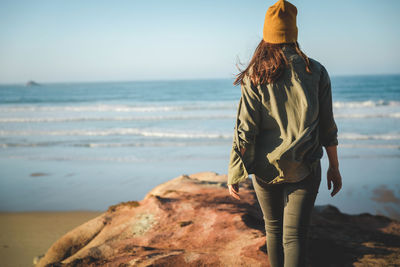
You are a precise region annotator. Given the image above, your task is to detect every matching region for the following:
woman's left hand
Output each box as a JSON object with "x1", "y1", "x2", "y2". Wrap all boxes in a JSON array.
[{"x1": 228, "y1": 183, "x2": 240, "y2": 200}]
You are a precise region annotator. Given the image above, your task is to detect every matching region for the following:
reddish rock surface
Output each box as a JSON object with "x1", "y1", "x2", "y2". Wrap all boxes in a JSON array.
[{"x1": 35, "y1": 172, "x2": 400, "y2": 267}]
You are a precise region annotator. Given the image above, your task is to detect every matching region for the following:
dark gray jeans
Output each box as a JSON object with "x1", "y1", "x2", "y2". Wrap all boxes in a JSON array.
[{"x1": 252, "y1": 160, "x2": 321, "y2": 267}]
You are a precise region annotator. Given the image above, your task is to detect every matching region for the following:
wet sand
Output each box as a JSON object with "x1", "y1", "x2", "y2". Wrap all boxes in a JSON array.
[{"x1": 0, "y1": 210, "x2": 104, "y2": 267}]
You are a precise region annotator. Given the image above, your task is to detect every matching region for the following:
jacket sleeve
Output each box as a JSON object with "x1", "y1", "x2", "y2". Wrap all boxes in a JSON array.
[
  {"x1": 227, "y1": 77, "x2": 261, "y2": 185},
  {"x1": 318, "y1": 66, "x2": 339, "y2": 147}
]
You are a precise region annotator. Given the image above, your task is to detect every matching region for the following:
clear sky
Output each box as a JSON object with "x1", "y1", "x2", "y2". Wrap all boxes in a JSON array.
[{"x1": 1, "y1": 0, "x2": 399, "y2": 83}]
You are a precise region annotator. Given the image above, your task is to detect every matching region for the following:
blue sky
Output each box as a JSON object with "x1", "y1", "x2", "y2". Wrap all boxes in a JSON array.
[{"x1": 1, "y1": 0, "x2": 399, "y2": 83}]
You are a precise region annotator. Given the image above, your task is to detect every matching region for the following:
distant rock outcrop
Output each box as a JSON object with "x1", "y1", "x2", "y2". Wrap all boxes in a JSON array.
[
  {"x1": 34, "y1": 172, "x2": 400, "y2": 267},
  {"x1": 26, "y1": 80, "x2": 40, "y2": 86}
]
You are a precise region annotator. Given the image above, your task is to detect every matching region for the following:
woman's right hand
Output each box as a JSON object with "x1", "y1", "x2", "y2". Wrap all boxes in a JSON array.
[
  {"x1": 228, "y1": 183, "x2": 241, "y2": 200},
  {"x1": 327, "y1": 166, "x2": 342, "y2": 197}
]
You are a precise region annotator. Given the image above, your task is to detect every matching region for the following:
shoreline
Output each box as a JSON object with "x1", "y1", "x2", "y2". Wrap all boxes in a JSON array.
[
  {"x1": 0, "y1": 210, "x2": 106, "y2": 213},
  {"x1": 0, "y1": 210, "x2": 104, "y2": 267}
]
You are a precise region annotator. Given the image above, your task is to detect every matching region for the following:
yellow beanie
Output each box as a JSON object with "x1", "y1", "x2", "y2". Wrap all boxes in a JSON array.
[{"x1": 263, "y1": 0, "x2": 298, "y2": 44}]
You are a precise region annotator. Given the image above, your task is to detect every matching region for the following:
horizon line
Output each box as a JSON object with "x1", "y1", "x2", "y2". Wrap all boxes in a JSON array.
[{"x1": 1, "y1": 72, "x2": 400, "y2": 86}]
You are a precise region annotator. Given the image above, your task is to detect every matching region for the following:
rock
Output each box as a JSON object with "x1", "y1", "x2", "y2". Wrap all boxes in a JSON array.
[
  {"x1": 34, "y1": 172, "x2": 400, "y2": 267},
  {"x1": 26, "y1": 80, "x2": 40, "y2": 86},
  {"x1": 30, "y1": 172, "x2": 50, "y2": 177},
  {"x1": 33, "y1": 254, "x2": 44, "y2": 265}
]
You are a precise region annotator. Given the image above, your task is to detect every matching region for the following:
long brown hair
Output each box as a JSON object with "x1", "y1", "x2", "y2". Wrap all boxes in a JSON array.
[{"x1": 233, "y1": 40, "x2": 312, "y2": 86}]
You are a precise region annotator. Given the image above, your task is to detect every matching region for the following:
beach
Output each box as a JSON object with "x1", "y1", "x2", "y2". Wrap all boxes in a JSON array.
[
  {"x1": 1, "y1": 0, "x2": 399, "y2": 265},
  {"x1": 0, "y1": 211, "x2": 103, "y2": 267}
]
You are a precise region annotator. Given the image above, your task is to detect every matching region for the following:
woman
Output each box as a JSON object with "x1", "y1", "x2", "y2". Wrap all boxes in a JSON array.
[{"x1": 227, "y1": 0, "x2": 342, "y2": 266}]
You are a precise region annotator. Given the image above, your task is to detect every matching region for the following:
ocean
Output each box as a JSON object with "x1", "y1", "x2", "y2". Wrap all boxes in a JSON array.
[{"x1": 0, "y1": 75, "x2": 399, "y2": 219}]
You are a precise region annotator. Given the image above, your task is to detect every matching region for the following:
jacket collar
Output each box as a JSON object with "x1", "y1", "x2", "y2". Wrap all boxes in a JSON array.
[{"x1": 282, "y1": 45, "x2": 302, "y2": 62}]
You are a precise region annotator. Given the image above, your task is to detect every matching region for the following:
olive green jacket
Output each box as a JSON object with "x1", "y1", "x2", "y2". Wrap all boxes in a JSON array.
[{"x1": 227, "y1": 46, "x2": 338, "y2": 185}]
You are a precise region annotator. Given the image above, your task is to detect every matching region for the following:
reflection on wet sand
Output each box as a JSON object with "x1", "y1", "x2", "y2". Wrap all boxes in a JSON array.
[
  {"x1": 371, "y1": 185, "x2": 400, "y2": 220},
  {"x1": 372, "y1": 185, "x2": 400, "y2": 204}
]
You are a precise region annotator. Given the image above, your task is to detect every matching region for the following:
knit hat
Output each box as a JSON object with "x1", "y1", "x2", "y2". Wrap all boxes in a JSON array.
[{"x1": 263, "y1": 0, "x2": 298, "y2": 44}]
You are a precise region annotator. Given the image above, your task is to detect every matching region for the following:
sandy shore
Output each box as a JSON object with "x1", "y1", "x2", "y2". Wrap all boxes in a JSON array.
[{"x1": 0, "y1": 210, "x2": 104, "y2": 267}]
